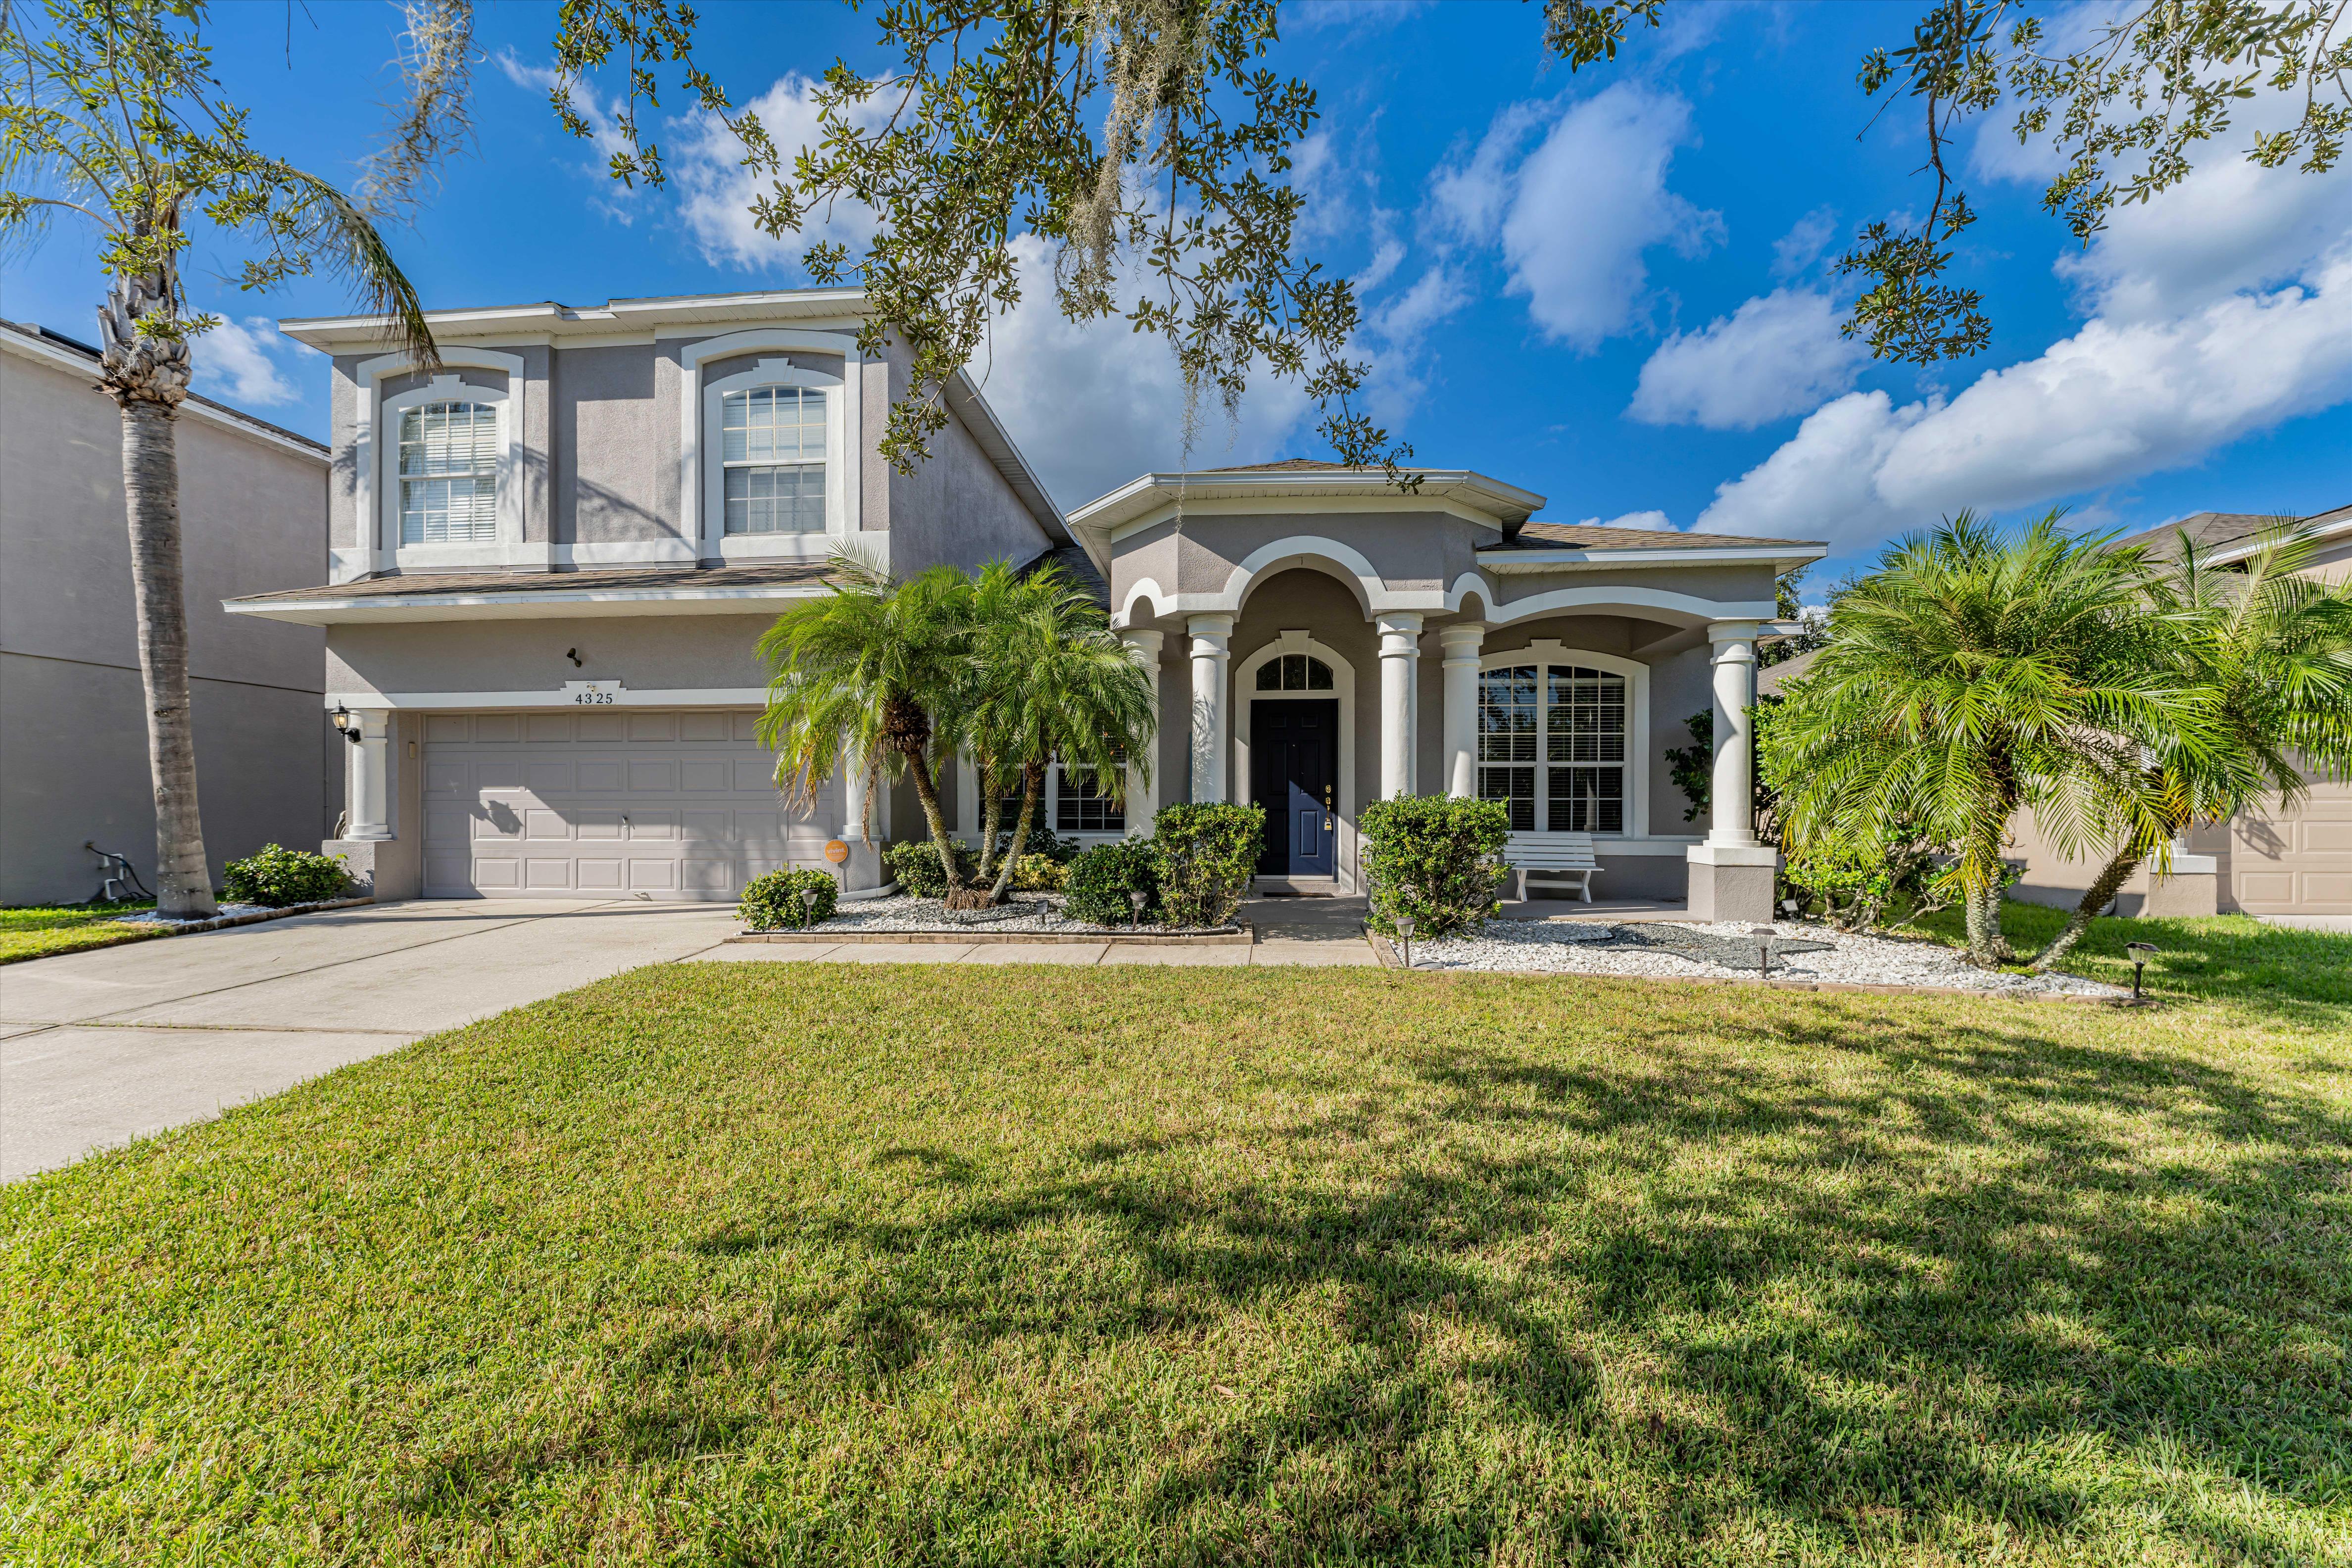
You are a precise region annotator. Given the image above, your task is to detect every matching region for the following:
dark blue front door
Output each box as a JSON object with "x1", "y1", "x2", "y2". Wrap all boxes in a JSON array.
[{"x1": 1251, "y1": 699, "x2": 1339, "y2": 878}]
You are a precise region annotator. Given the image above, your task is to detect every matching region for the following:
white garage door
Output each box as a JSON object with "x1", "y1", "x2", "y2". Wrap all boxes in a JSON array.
[{"x1": 421, "y1": 709, "x2": 835, "y2": 900}]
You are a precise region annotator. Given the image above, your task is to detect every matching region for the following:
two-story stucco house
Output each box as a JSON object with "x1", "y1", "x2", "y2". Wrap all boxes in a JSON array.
[{"x1": 225, "y1": 288, "x2": 1823, "y2": 921}]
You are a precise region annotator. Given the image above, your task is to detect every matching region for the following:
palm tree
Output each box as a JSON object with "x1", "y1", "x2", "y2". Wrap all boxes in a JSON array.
[
  {"x1": 756, "y1": 555, "x2": 982, "y2": 905},
  {"x1": 2, "y1": 0, "x2": 441, "y2": 916},
  {"x1": 944, "y1": 560, "x2": 1155, "y2": 904},
  {"x1": 2029, "y1": 522, "x2": 2352, "y2": 971},
  {"x1": 1770, "y1": 512, "x2": 2211, "y2": 967}
]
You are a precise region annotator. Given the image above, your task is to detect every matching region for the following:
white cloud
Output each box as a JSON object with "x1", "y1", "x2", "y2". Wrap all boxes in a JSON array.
[
  {"x1": 193, "y1": 316, "x2": 307, "y2": 408},
  {"x1": 1628, "y1": 288, "x2": 1863, "y2": 430},
  {"x1": 1771, "y1": 208, "x2": 1840, "y2": 280},
  {"x1": 963, "y1": 235, "x2": 1314, "y2": 508},
  {"x1": 1577, "y1": 509, "x2": 1676, "y2": 531},
  {"x1": 1700, "y1": 243, "x2": 2352, "y2": 550},
  {"x1": 494, "y1": 50, "x2": 639, "y2": 224},
  {"x1": 2055, "y1": 152, "x2": 2352, "y2": 322},
  {"x1": 669, "y1": 74, "x2": 886, "y2": 270},
  {"x1": 1434, "y1": 85, "x2": 1719, "y2": 350}
]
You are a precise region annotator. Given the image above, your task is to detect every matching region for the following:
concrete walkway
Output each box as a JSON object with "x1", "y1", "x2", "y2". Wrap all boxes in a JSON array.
[{"x1": 2, "y1": 894, "x2": 1379, "y2": 1181}]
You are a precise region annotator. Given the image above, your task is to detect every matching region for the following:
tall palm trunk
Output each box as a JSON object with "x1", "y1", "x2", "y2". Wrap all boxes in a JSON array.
[
  {"x1": 2030, "y1": 843, "x2": 2145, "y2": 973},
  {"x1": 98, "y1": 270, "x2": 215, "y2": 919},
  {"x1": 988, "y1": 761, "x2": 1046, "y2": 902}
]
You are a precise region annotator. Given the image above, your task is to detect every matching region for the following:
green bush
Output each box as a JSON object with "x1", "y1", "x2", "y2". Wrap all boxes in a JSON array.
[
  {"x1": 1360, "y1": 795, "x2": 1511, "y2": 939},
  {"x1": 221, "y1": 844, "x2": 349, "y2": 908},
  {"x1": 883, "y1": 838, "x2": 975, "y2": 898},
  {"x1": 1064, "y1": 838, "x2": 1159, "y2": 925},
  {"x1": 739, "y1": 867, "x2": 840, "y2": 931},
  {"x1": 991, "y1": 822, "x2": 1079, "y2": 864},
  {"x1": 1151, "y1": 803, "x2": 1264, "y2": 929}
]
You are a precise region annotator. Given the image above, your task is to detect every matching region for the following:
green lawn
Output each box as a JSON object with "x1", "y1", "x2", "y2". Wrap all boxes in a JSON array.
[
  {"x1": 6, "y1": 954, "x2": 2349, "y2": 1564},
  {"x1": 0, "y1": 901, "x2": 159, "y2": 965}
]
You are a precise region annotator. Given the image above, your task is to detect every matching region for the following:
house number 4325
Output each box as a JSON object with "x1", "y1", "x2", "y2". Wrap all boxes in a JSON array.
[{"x1": 572, "y1": 690, "x2": 615, "y2": 705}]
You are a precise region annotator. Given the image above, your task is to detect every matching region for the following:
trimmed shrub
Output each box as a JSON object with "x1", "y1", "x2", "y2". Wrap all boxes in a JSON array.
[
  {"x1": 883, "y1": 837, "x2": 976, "y2": 898},
  {"x1": 1151, "y1": 803, "x2": 1264, "y2": 929},
  {"x1": 1360, "y1": 795, "x2": 1510, "y2": 939},
  {"x1": 1064, "y1": 838, "x2": 1159, "y2": 925},
  {"x1": 739, "y1": 867, "x2": 840, "y2": 931},
  {"x1": 1010, "y1": 854, "x2": 1067, "y2": 892},
  {"x1": 222, "y1": 844, "x2": 349, "y2": 908}
]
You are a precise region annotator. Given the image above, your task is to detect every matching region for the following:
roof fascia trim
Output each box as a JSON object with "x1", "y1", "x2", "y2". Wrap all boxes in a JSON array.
[{"x1": 0, "y1": 324, "x2": 328, "y2": 461}]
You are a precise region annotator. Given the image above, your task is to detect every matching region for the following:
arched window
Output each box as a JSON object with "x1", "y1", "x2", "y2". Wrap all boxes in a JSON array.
[
  {"x1": 1477, "y1": 664, "x2": 1626, "y2": 833},
  {"x1": 720, "y1": 385, "x2": 826, "y2": 534},
  {"x1": 1256, "y1": 653, "x2": 1334, "y2": 691},
  {"x1": 397, "y1": 401, "x2": 499, "y2": 544}
]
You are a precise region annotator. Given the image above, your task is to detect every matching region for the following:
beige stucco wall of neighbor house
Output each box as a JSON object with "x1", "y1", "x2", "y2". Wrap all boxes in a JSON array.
[{"x1": 1, "y1": 337, "x2": 334, "y2": 904}]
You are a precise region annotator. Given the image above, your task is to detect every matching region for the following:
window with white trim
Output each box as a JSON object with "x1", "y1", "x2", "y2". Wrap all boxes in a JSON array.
[
  {"x1": 397, "y1": 400, "x2": 499, "y2": 544},
  {"x1": 1478, "y1": 664, "x2": 1627, "y2": 833},
  {"x1": 720, "y1": 385, "x2": 826, "y2": 534},
  {"x1": 992, "y1": 757, "x2": 1127, "y2": 837},
  {"x1": 1255, "y1": 653, "x2": 1334, "y2": 691}
]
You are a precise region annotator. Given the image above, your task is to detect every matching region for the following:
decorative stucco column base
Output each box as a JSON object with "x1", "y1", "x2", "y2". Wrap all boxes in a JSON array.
[
  {"x1": 321, "y1": 838, "x2": 419, "y2": 901},
  {"x1": 1686, "y1": 843, "x2": 1778, "y2": 922},
  {"x1": 2143, "y1": 853, "x2": 2220, "y2": 918}
]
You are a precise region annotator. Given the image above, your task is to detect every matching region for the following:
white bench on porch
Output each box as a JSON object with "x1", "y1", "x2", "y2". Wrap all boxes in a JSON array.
[{"x1": 1504, "y1": 833, "x2": 1601, "y2": 903}]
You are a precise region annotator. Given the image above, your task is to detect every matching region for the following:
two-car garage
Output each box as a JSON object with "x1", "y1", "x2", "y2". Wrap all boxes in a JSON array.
[{"x1": 420, "y1": 709, "x2": 836, "y2": 900}]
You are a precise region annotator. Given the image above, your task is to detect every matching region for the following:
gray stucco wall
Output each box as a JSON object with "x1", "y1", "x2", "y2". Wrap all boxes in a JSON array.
[
  {"x1": 553, "y1": 344, "x2": 665, "y2": 547},
  {"x1": 326, "y1": 614, "x2": 775, "y2": 698},
  {"x1": 1, "y1": 343, "x2": 333, "y2": 903},
  {"x1": 879, "y1": 346, "x2": 1053, "y2": 573}
]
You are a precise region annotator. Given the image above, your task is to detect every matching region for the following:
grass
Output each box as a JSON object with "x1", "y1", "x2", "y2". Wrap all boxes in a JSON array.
[
  {"x1": 1906, "y1": 898, "x2": 2352, "y2": 1029},
  {"x1": 5, "y1": 956, "x2": 2349, "y2": 1564},
  {"x1": 0, "y1": 901, "x2": 158, "y2": 965}
]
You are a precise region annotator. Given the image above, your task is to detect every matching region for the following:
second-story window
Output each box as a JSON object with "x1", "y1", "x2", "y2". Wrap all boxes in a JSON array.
[
  {"x1": 721, "y1": 385, "x2": 826, "y2": 534},
  {"x1": 397, "y1": 401, "x2": 499, "y2": 544}
]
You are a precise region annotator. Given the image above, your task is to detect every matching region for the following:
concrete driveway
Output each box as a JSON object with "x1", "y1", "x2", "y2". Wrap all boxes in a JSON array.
[{"x1": 1, "y1": 899, "x2": 738, "y2": 1182}]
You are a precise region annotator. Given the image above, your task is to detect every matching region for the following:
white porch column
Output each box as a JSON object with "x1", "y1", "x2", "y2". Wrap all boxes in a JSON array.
[
  {"x1": 1186, "y1": 614, "x2": 1233, "y2": 804},
  {"x1": 1120, "y1": 628, "x2": 1166, "y2": 829},
  {"x1": 1377, "y1": 611, "x2": 1423, "y2": 799},
  {"x1": 347, "y1": 709, "x2": 393, "y2": 841},
  {"x1": 1438, "y1": 622, "x2": 1484, "y2": 799},
  {"x1": 842, "y1": 751, "x2": 871, "y2": 842},
  {"x1": 1706, "y1": 621, "x2": 1761, "y2": 847},
  {"x1": 1685, "y1": 619, "x2": 1774, "y2": 921}
]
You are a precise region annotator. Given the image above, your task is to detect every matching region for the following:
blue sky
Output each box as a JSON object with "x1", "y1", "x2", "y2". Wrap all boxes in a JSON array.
[{"x1": 6, "y1": 0, "x2": 2346, "y2": 585}]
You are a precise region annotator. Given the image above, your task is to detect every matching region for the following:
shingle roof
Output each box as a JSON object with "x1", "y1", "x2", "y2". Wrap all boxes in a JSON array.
[
  {"x1": 2107, "y1": 505, "x2": 2351, "y2": 558},
  {"x1": 1486, "y1": 520, "x2": 1824, "y2": 551},
  {"x1": 1026, "y1": 542, "x2": 1110, "y2": 608},
  {"x1": 230, "y1": 561, "x2": 833, "y2": 604}
]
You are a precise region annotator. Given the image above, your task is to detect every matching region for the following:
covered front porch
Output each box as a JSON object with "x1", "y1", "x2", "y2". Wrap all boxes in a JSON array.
[{"x1": 1070, "y1": 463, "x2": 1824, "y2": 924}]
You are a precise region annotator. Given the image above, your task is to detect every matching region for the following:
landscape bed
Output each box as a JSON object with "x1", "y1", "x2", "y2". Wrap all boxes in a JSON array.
[
  {"x1": 6, "y1": 920, "x2": 2348, "y2": 1565},
  {"x1": 746, "y1": 891, "x2": 1248, "y2": 940}
]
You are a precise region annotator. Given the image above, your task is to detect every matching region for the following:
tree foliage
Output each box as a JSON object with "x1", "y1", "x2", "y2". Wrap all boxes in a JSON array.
[
  {"x1": 1548, "y1": 0, "x2": 2349, "y2": 363},
  {"x1": 547, "y1": 0, "x2": 1404, "y2": 480}
]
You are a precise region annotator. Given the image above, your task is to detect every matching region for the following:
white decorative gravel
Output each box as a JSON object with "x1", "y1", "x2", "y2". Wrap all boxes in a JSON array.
[
  {"x1": 774, "y1": 893, "x2": 1234, "y2": 936},
  {"x1": 116, "y1": 902, "x2": 274, "y2": 927},
  {"x1": 1410, "y1": 920, "x2": 2126, "y2": 997}
]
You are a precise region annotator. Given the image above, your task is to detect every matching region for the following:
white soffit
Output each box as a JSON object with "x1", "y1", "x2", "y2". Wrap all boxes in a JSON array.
[
  {"x1": 222, "y1": 583, "x2": 829, "y2": 626},
  {"x1": 1068, "y1": 469, "x2": 1547, "y2": 536}
]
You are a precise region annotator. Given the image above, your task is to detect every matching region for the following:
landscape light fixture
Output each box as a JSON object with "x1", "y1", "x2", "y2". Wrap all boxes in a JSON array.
[
  {"x1": 1396, "y1": 913, "x2": 1415, "y2": 971},
  {"x1": 798, "y1": 886, "x2": 819, "y2": 927},
  {"x1": 1127, "y1": 888, "x2": 1147, "y2": 929},
  {"x1": 2124, "y1": 940, "x2": 2159, "y2": 1003},
  {"x1": 330, "y1": 704, "x2": 360, "y2": 745},
  {"x1": 1752, "y1": 925, "x2": 1777, "y2": 980}
]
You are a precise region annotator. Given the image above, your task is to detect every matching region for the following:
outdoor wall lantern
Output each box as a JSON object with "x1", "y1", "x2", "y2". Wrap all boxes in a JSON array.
[{"x1": 331, "y1": 704, "x2": 361, "y2": 745}]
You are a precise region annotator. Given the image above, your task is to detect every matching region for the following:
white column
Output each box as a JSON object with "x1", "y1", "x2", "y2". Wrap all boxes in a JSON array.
[
  {"x1": 1377, "y1": 611, "x2": 1423, "y2": 799},
  {"x1": 348, "y1": 709, "x2": 393, "y2": 841},
  {"x1": 1438, "y1": 622, "x2": 1484, "y2": 799},
  {"x1": 1120, "y1": 628, "x2": 1165, "y2": 830},
  {"x1": 1707, "y1": 621, "x2": 1761, "y2": 846},
  {"x1": 1186, "y1": 614, "x2": 1233, "y2": 804}
]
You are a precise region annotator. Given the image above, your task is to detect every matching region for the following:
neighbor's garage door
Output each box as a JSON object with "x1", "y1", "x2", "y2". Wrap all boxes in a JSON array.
[
  {"x1": 2229, "y1": 777, "x2": 2352, "y2": 916},
  {"x1": 421, "y1": 709, "x2": 833, "y2": 900}
]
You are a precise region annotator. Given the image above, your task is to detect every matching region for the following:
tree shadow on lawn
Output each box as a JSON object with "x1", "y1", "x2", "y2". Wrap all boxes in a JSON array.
[{"x1": 409, "y1": 997, "x2": 2352, "y2": 1561}]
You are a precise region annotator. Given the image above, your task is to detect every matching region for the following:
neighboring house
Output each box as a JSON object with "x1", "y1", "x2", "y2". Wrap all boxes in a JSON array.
[
  {"x1": 226, "y1": 288, "x2": 1822, "y2": 920},
  {"x1": 1759, "y1": 503, "x2": 2352, "y2": 923},
  {"x1": 0, "y1": 318, "x2": 335, "y2": 906}
]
